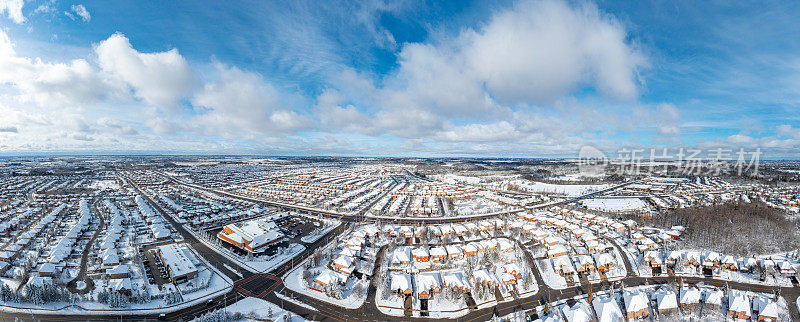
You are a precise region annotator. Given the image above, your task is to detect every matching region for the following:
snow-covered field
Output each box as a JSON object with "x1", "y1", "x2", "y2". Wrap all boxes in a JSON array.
[
  {"x1": 431, "y1": 174, "x2": 482, "y2": 185},
  {"x1": 492, "y1": 179, "x2": 610, "y2": 197},
  {"x1": 222, "y1": 296, "x2": 307, "y2": 321},
  {"x1": 580, "y1": 197, "x2": 647, "y2": 211},
  {"x1": 88, "y1": 180, "x2": 121, "y2": 190},
  {"x1": 452, "y1": 198, "x2": 505, "y2": 216}
]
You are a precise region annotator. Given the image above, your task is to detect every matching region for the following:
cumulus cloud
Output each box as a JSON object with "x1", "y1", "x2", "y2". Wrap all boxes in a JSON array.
[
  {"x1": 0, "y1": 30, "x2": 118, "y2": 106},
  {"x1": 466, "y1": 0, "x2": 645, "y2": 103},
  {"x1": 95, "y1": 33, "x2": 195, "y2": 108},
  {"x1": 0, "y1": 0, "x2": 24, "y2": 24},
  {"x1": 320, "y1": 0, "x2": 648, "y2": 144},
  {"x1": 0, "y1": 1, "x2": 673, "y2": 156},
  {"x1": 378, "y1": 0, "x2": 646, "y2": 116},
  {"x1": 67, "y1": 4, "x2": 91, "y2": 22},
  {"x1": 190, "y1": 64, "x2": 308, "y2": 138},
  {"x1": 314, "y1": 89, "x2": 375, "y2": 133}
]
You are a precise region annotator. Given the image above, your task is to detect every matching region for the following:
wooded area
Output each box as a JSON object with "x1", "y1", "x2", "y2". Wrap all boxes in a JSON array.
[{"x1": 646, "y1": 201, "x2": 799, "y2": 256}]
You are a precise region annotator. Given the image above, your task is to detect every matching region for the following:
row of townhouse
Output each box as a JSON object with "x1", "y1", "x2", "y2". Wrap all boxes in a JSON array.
[
  {"x1": 0, "y1": 204, "x2": 67, "y2": 275},
  {"x1": 382, "y1": 219, "x2": 506, "y2": 241},
  {"x1": 135, "y1": 196, "x2": 172, "y2": 243},
  {"x1": 388, "y1": 265, "x2": 524, "y2": 300},
  {"x1": 93, "y1": 199, "x2": 133, "y2": 295},
  {"x1": 390, "y1": 238, "x2": 516, "y2": 266},
  {"x1": 652, "y1": 250, "x2": 796, "y2": 276}
]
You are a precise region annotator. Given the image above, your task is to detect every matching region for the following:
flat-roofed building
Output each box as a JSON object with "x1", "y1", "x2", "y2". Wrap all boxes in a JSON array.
[{"x1": 157, "y1": 244, "x2": 199, "y2": 284}]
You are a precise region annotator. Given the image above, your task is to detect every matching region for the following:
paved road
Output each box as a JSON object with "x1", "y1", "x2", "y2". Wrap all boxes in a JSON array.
[
  {"x1": 153, "y1": 174, "x2": 800, "y2": 321},
  {"x1": 66, "y1": 198, "x2": 106, "y2": 294},
  {"x1": 3, "y1": 175, "x2": 800, "y2": 321}
]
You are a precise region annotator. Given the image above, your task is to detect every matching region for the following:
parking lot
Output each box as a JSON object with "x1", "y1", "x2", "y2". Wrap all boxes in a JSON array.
[
  {"x1": 277, "y1": 216, "x2": 321, "y2": 240},
  {"x1": 140, "y1": 245, "x2": 171, "y2": 287}
]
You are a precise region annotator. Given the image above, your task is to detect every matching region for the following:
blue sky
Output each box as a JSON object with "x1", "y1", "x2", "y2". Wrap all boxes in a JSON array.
[{"x1": 0, "y1": 0, "x2": 798, "y2": 157}]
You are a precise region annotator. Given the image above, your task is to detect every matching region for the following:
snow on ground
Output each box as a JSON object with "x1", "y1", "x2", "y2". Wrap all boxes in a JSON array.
[
  {"x1": 88, "y1": 180, "x2": 120, "y2": 190},
  {"x1": 452, "y1": 198, "x2": 505, "y2": 216},
  {"x1": 0, "y1": 278, "x2": 20, "y2": 292},
  {"x1": 300, "y1": 219, "x2": 341, "y2": 243},
  {"x1": 534, "y1": 258, "x2": 569, "y2": 289},
  {"x1": 284, "y1": 258, "x2": 368, "y2": 309},
  {"x1": 554, "y1": 173, "x2": 606, "y2": 181},
  {"x1": 424, "y1": 295, "x2": 468, "y2": 318},
  {"x1": 189, "y1": 227, "x2": 305, "y2": 273},
  {"x1": 666, "y1": 249, "x2": 794, "y2": 287},
  {"x1": 274, "y1": 292, "x2": 317, "y2": 312},
  {"x1": 224, "y1": 296, "x2": 308, "y2": 322},
  {"x1": 431, "y1": 174, "x2": 482, "y2": 185},
  {"x1": 244, "y1": 243, "x2": 306, "y2": 272},
  {"x1": 495, "y1": 180, "x2": 610, "y2": 197},
  {"x1": 580, "y1": 197, "x2": 647, "y2": 211},
  {"x1": 374, "y1": 284, "x2": 404, "y2": 316}
]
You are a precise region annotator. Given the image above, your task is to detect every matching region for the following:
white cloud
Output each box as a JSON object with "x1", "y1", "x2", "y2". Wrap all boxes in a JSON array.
[
  {"x1": 318, "y1": 0, "x2": 648, "y2": 146},
  {"x1": 657, "y1": 125, "x2": 680, "y2": 136},
  {"x1": 466, "y1": 0, "x2": 644, "y2": 104},
  {"x1": 68, "y1": 4, "x2": 91, "y2": 22},
  {"x1": 777, "y1": 124, "x2": 800, "y2": 138},
  {"x1": 314, "y1": 89, "x2": 374, "y2": 133},
  {"x1": 377, "y1": 0, "x2": 646, "y2": 114},
  {"x1": 95, "y1": 33, "x2": 195, "y2": 108},
  {"x1": 0, "y1": 0, "x2": 24, "y2": 24},
  {"x1": 190, "y1": 64, "x2": 308, "y2": 138},
  {"x1": 434, "y1": 121, "x2": 520, "y2": 142},
  {"x1": 0, "y1": 30, "x2": 118, "y2": 106}
]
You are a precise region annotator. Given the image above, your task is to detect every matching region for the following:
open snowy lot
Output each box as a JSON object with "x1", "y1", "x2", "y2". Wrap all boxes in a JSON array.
[
  {"x1": 222, "y1": 296, "x2": 308, "y2": 321},
  {"x1": 580, "y1": 197, "x2": 647, "y2": 211},
  {"x1": 491, "y1": 179, "x2": 610, "y2": 196}
]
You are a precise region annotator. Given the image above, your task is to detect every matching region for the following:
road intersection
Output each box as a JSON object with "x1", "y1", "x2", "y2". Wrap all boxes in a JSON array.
[{"x1": 3, "y1": 176, "x2": 797, "y2": 321}]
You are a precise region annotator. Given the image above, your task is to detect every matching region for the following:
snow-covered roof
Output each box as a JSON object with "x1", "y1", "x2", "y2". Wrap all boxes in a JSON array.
[
  {"x1": 703, "y1": 289, "x2": 724, "y2": 306},
  {"x1": 561, "y1": 300, "x2": 592, "y2": 322},
  {"x1": 391, "y1": 248, "x2": 410, "y2": 263},
  {"x1": 102, "y1": 248, "x2": 119, "y2": 266},
  {"x1": 624, "y1": 290, "x2": 649, "y2": 313},
  {"x1": 315, "y1": 269, "x2": 339, "y2": 285},
  {"x1": 108, "y1": 264, "x2": 129, "y2": 276},
  {"x1": 390, "y1": 272, "x2": 411, "y2": 292},
  {"x1": 109, "y1": 278, "x2": 132, "y2": 291},
  {"x1": 592, "y1": 295, "x2": 623, "y2": 321},
  {"x1": 729, "y1": 292, "x2": 751, "y2": 314},
  {"x1": 759, "y1": 301, "x2": 779, "y2": 318},
  {"x1": 652, "y1": 286, "x2": 677, "y2": 311},
  {"x1": 415, "y1": 273, "x2": 440, "y2": 292},
  {"x1": 680, "y1": 288, "x2": 701, "y2": 305},
  {"x1": 442, "y1": 272, "x2": 469, "y2": 290},
  {"x1": 38, "y1": 262, "x2": 56, "y2": 274},
  {"x1": 157, "y1": 244, "x2": 198, "y2": 278}
]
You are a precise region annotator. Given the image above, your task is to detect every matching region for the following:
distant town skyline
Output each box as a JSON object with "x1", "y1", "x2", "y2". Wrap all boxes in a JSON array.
[{"x1": 0, "y1": 0, "x2": 799, "y2": 157}]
